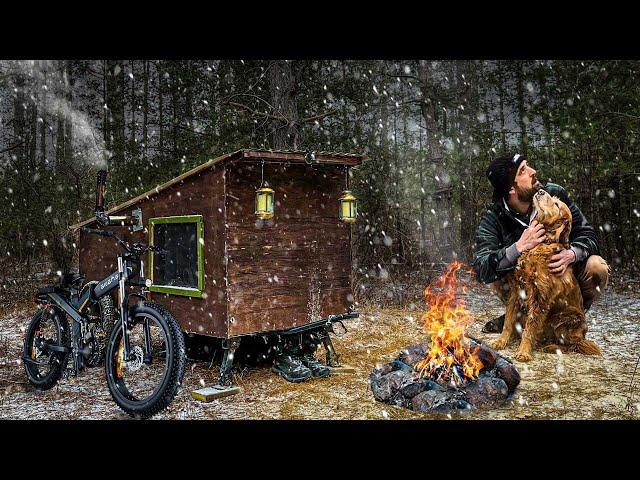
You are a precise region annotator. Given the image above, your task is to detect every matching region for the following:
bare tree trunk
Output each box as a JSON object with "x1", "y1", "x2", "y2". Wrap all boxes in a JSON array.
[
  {"x1": 456, "y1": 60, "x2": 476, "y2": 262},
  {"x1": 269, "y1": 60, "x2": 300, "y2": 149},
  {"x1": 497, "y1": 61, "x2": 507, "y2": 152},
  {"x1": 171, "y1": 63, "x2": 178, "y2": 161},
  {"x1": 516, "y1": 61, "x2": 528, "y2": 155},
  {"x1": 418, "y1": 118, "x2": 427, "y2": 261},
  {"x1": 63, "y1": 60, "x2": 74, "y2": 168},
  {"x1": 418, "y1": 60, "x2": 453, "y2": 263},
  {"x1": 13, "y1": 74, "x2": 26, "y2": 165},
  {"x1": 129, "y1": 60, "x2": 136, "y2": 156},
  {"x1": 106, "y1": 60, "x2": 125, "y2": 167},
  {"x1": 103, "y1": 60, "x2": 109, "y2": 153},
  {"x1": 536, "y1": 61, "x2": 553, "y2": 160},
  {"x1": 185, "y1": 64, "x2": 194, "y2": 155},
  {"x1": 393, "y1": 100, "x2": 405, "y2": 263},
  {"x1": 39, "y1": 63, "x2": 47, "y2": 166},
  {"x1": 28, "y1": 98, "x2": 38, "y2": 170},
  {"x1": 55, "y1": 115, "x2": 65, "y2": 169},
  {"x1": 142, "y1": 60, "x2": 149, "y2": 162},
  {"x1": 157, "y1": 61, "x2": 164, "y2": 160}
]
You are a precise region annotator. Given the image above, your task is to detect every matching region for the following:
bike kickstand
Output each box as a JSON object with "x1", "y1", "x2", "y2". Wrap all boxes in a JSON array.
[
  {"x1": 321, "y1": 334, "x2": 342, "y2": 367},
  {"x1": 219, "y1": 338, "x2": 241, "y2": 386}
]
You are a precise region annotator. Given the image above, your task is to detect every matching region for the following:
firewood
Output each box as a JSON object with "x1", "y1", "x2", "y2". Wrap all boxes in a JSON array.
[
  {"x1": 467, "y1": 335, "x2": 515, "y2": 364},
  {"x1": 474, "y1": 343, "x2": 498, "y2": 371}
]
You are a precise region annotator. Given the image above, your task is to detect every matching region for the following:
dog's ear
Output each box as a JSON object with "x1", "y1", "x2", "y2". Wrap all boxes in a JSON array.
[{"x1": 559, "y1": 219, "x2": 570, "y2": 246}]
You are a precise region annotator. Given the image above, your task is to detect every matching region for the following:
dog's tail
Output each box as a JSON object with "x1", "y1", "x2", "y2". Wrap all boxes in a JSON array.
[
  {"x1": 573, "y1": 339, "x2": 602, "y2": 356},
  {"x1": 542, "y1": 340, "x2": 602, "y2": 356}
]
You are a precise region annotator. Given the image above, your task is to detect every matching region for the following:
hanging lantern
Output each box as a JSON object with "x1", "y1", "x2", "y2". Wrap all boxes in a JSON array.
[
  {"x1": 255, "y1": 187, "x2": 275, "y2": 219},
  {"x1": 339, "y1": 190, "x2": 357, "y2": 224},
  {"x1": 255, "y1": 160, "x2": 275, "y2": 220}
]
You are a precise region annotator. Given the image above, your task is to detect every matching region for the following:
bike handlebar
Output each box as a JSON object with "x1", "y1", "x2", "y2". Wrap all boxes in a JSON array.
[
  {"x1": 81, "y1": 227, "x2": 167, "y2": 256},
  {"x1": 82, "y1": 227, "x2": 116, "y2": 238}
]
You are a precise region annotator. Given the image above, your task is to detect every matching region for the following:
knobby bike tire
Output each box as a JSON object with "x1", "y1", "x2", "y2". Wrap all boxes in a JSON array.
[
  {"x1": 104, "y1": 301, "x2": 185, "y2": 419},
  {"x1": 23, "y1": 308, "x2": 70, "y2": 391}
]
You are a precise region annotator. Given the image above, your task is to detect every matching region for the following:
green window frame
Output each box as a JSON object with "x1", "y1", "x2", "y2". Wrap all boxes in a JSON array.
[{"x1": 148, "y1": 215, "x2": 205, "y2": 298}]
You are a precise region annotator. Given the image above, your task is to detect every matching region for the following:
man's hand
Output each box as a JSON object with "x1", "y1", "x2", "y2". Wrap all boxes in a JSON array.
[
  {"x1": 549, "y1": 248, "x2": 577, "y2": 276},
  {"x1": 515, "y1": 220, "x2": 546, "y2": 254}
]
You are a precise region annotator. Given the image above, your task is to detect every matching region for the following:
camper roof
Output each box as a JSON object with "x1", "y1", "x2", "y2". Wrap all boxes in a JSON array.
[{"x1": 69, "y1": 149, "x2": 365, "y2": 231}]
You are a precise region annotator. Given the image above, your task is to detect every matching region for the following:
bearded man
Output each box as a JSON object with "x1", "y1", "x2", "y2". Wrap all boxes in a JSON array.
[{"x1": 472, "y1": 154, "x2": 610, "y2": 333}]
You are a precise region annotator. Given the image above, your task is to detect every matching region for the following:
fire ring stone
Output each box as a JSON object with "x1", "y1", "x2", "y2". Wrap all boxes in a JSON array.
[{"x1": 370, "y1": 340, "x2": 520, "y2": 414}]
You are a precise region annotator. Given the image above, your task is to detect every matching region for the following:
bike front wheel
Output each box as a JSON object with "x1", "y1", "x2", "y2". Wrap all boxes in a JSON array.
[{"x1": 104, "y1": 301, "x2": 185, "y2": 419}]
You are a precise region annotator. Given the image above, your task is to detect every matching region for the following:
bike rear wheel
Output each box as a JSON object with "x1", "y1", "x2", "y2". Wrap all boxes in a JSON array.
[
  {"x1": 23, "y1": 307, "x2": 70, "y2": 390},
  {"x1": 104, "y1": 301, "x2": 185, "y2": 419}
]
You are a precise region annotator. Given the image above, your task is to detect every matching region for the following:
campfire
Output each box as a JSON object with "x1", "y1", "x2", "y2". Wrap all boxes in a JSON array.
[
  {"x1": 414, "y1": 261, "x2": 483, "y2": 387},
  {"x1": 370, "y1": 262, "x2": 520, "y2": 413}
]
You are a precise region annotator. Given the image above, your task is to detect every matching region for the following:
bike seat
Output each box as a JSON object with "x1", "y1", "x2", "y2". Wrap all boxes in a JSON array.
[
  {"x1": 61, "y1": 273, "x2": 85, "y2": 287},
  {"x1": 37, "y1": 286, "x2": 56, "y2": 296}
]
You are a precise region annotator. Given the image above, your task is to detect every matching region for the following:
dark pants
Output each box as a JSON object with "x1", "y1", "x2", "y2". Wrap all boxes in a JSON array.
[{"x1": 492, "y1": 255, "x2": 610, "y2": 311}]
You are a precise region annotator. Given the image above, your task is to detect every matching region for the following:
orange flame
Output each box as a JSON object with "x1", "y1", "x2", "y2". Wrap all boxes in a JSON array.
[{"x1": 415, "y1": 261, "x2": 483, "y2": 387}]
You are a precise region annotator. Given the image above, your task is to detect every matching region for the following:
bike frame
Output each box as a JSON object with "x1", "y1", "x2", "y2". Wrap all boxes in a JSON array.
[{"x1": 36, "y1": 243, "x2": 149, "y2": 371}]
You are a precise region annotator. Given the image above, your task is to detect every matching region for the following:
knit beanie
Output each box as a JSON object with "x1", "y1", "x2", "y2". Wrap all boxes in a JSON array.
[{"x1": 486, "y1": 154, "x2": 525, "y2": 202}]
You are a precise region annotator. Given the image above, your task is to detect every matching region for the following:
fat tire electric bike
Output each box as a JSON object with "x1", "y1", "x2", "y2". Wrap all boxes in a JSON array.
[{"x1": 24, "y1": 171, "x2": 186, "y2": 419}]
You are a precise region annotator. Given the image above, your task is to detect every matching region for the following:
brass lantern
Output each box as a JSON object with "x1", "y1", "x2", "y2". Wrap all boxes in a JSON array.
[
  {"x1": 255, "y1": 187, "x2": 275, "y2": 219},
  {"x1": 339, "y1": 190, "x2": 357, "y2": 224}
]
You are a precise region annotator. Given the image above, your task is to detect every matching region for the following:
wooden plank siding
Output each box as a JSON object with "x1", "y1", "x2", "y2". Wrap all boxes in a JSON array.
[
  {"x1": 76, "y1": 150, "x2": 363, "y2": 340},
  {"x1": 225, "y1": 161, "x2": 354, "y2": 336}
]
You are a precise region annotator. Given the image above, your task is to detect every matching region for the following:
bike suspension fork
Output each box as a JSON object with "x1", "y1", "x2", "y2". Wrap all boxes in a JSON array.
[
  {"x1": 117, "y1": 255, "x2": 131, "y2": 359},
  {"x1": 72, "y1": 318, "x2": 83, "y2": 373},
  {"x1": 143, "y1": 318, "x2": 152, "y2": 364}
]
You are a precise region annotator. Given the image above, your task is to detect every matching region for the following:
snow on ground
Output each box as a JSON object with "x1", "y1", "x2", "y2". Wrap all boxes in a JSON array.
[{"x1": 1, "y1": 282, "x2": 640, "y2": 420}]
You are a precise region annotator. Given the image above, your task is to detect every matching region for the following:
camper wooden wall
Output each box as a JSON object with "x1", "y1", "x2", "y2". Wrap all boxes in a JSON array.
[
  {"x1": 225, "y1": 161, "x2": 353, "y2": 336},
  {"x1": 79, "y1": 168, "x2": 228, "y2": 337}
]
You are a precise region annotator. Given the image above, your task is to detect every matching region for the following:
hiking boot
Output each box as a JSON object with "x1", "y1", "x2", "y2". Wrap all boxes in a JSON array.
[
  {"x1": 272, "y1": 354, "x2": 312, "y2": 383},
  {"x1": 482, "y1": 313, "x2": 505, "y2": 333},
  {"x1": 301, "y1": 354, "x2": 331, "y2": 378}
]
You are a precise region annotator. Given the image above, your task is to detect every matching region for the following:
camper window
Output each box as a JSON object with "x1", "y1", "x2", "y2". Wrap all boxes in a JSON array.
[{"x1": 148, "y1": 215, "x2": 204, "y2": 298}]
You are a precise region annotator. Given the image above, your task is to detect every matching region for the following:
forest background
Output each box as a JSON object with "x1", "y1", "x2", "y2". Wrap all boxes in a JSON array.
[{"x1": 1, "y1": 59, "x2": 637, "y2": 306}]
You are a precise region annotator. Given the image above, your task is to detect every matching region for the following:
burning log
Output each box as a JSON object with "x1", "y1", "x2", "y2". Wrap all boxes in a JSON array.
[
  {"x1": 468, "y1": 339, "x2": 498, "y2": 370},
  {"x1": 414, "y1": 262, "x2": 484, "y2": 387},
  {"x1": 369, "y1": 261, "x2": 521, "y2": 414}
]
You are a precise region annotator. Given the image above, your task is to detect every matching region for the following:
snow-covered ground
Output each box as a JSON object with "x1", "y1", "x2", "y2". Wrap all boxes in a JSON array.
[{"x1": 1, "y1": 282, "x2": 639, "y2": 420}]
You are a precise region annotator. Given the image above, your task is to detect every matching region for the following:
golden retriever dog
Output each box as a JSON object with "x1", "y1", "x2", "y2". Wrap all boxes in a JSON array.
[{"x1": 492, "y1": 189, "x2": 602, "y2": 362}]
